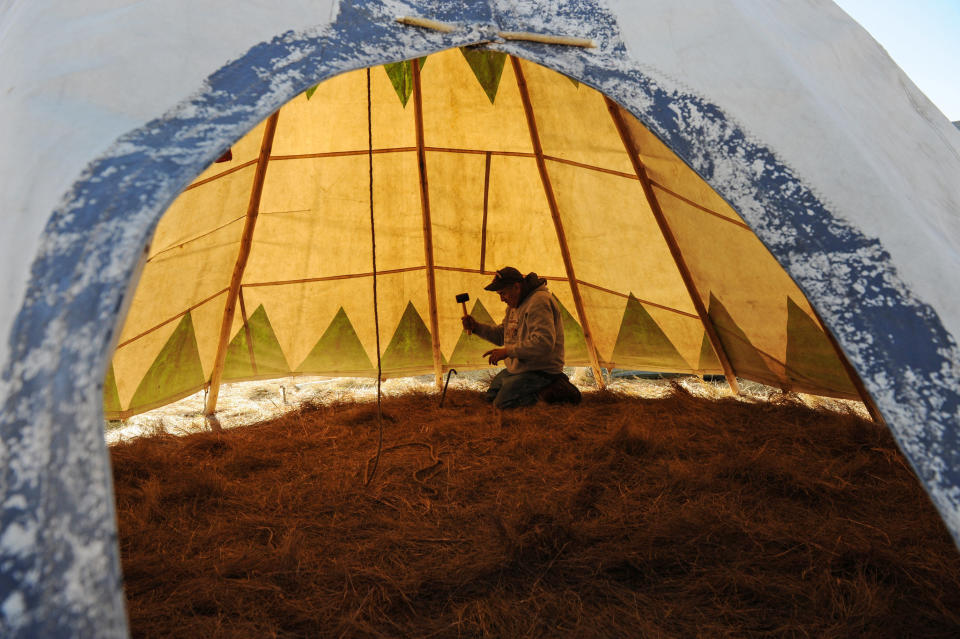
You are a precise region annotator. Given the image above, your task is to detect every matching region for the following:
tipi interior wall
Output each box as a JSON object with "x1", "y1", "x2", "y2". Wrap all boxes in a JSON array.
[{"x1": 105, "y1": 49, "x2": 865, "y2": 420}]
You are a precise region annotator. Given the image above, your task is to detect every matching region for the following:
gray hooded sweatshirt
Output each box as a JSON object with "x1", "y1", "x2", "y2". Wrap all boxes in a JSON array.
[{"x1": 473, "y1": 275, "x2": 565, "y2": 375}]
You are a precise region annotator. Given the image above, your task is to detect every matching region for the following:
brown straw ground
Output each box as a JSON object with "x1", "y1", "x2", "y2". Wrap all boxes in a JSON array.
[{"x1": 110, "y1": 383, "x2": 960, "y2": 638}]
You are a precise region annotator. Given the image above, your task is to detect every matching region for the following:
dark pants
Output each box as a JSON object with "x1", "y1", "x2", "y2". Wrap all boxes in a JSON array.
[{"x1": 485, "y1": 370, "x2": 554, "y2": 409}]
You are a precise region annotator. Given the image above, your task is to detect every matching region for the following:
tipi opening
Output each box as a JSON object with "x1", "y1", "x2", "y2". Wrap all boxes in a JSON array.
[
  {"x1": 104, "y1": 50, "x2": 960, "y2": 634},
  {"x1": 103, "y1": 48, "x2": 873, "y2": 422}
]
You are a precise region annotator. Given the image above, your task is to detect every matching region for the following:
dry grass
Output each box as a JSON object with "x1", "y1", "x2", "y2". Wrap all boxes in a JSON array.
[{"x1": 111, "y1": 382, "x2": 960, "y2": 638}]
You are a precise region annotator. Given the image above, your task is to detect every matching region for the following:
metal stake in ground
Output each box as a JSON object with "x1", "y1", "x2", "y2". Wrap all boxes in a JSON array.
[{"x1": 439, "y1": 369, "x2": 458, "y2": 408}]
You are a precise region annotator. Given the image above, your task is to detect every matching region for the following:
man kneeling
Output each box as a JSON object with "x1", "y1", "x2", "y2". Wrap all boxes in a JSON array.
[{"x1": 462, "y1": 267, "x2": 581, "y2": 409}]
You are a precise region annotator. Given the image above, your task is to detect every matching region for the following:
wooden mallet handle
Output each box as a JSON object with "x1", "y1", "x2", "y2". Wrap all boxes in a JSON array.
[{"x1": 456, "y1": 293, "x2": 471, "y2": 334}]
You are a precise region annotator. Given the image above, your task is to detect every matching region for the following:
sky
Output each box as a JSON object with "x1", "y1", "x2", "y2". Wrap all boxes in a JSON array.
[{"x1": 833, "y1": 0, "x2": 960, "y2": 121}]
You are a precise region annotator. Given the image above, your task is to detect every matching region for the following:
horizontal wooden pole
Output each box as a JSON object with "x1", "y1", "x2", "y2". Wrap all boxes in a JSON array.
[
  {"x1": 396, "y1": 16, "x2": 457, "y2": 33},
  {"x1": 500, "y1": 31, "x2": 595, "y2": 47}
]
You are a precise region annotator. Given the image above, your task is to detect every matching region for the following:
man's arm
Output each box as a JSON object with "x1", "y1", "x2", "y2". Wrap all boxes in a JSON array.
[{"x1": 463, "y1": 315, "x2": 504, "y2": 346}]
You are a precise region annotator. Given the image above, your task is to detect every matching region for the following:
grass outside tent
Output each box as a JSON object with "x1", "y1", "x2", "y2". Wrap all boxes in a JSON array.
[{"x1": 110, "y1": 379, "x2": 960, "y2": 637}]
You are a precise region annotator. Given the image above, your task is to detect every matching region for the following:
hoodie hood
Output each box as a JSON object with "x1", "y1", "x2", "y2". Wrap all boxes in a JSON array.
[{"x1": 518, "y1": 271, "x2": 548, "y2": 305}]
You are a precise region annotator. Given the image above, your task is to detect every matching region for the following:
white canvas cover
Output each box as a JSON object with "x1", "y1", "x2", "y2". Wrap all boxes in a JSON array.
[{"x1": 2, "y1": 1, "x2": 959, "y2": 636}]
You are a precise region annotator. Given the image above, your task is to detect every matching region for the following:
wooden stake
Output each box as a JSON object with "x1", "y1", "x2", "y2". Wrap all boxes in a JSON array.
[
  {"x1": 205, "y1": 111, "x2": 280, "y2": 415},
  {"x1": 809, "y1": 306, "x2": 886, "y2": 425},
  {"x1": 499, "y1": 31, "x2": 595, "y2": 48},
  {"x1": 604, "y1": 97, "x2": 740, "y2": 395},
  {"x1": 512, "y1": 56, "x2": 606, "y2": 389},
  {"x1": 396, "y1": 16, "x2": 458, "y2": 33},
  {"x1": 411, "y1": 58, "x2": 445, "y2": 389}
]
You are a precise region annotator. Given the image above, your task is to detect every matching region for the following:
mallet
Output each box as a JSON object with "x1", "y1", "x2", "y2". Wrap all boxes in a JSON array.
[{"x1": 456, "y1": 292, "x2": 471, "y2": 334}]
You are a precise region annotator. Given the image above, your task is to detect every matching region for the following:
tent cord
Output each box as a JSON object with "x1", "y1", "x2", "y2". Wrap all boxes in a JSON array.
[
  {"x1": 364, "y1": 442, "x2": 450, "y2": 495},
  {"x1": 364, "y1": 66, "x2": 385, "y2": 487},
  {"x1": 359, "y1": 68, "x2": 448, "y2": 492}
]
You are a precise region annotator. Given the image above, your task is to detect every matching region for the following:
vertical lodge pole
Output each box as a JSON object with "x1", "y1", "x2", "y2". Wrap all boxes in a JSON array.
[
  {"x1": 205, "y1": 110, "x2": 280, "y2": 416},
  {"x1": 480, "y1": 151, "x2": 492, "y2": 273},
  {"x1": 411, "y1": 58, "x2": 445, "y2": 389},
  {"x1": 512, "y1": 55, "x2": 606, "y2": 389},
  {"x1": 604, "y1": 97, "x2": 740, "y2": 395}
]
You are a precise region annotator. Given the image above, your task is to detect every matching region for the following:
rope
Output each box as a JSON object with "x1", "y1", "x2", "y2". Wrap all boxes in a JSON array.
[
  {"x1": 364, "y1": 67, "x2": 385, "y2": 487},
  {"x1": 364, "y1": 442, "x2": 448, "y2": 495},
  {"x1": 358, "y1": 67, "x2": 450, "y2": 492}
]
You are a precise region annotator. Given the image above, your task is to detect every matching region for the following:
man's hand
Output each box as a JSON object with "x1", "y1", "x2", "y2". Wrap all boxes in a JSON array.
[
  {"x1": 483, "y1": 347, "x2": 510, "y2": 365},
  {"x1": 461, "y1": 315, "x2": 478, "y2": 333}
]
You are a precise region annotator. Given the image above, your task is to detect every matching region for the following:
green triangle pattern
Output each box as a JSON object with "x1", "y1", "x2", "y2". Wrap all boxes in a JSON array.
[
  {"x1": 554, "y1": 296, "x2": 589, "y2": 364},
  {"x1": 611, "y1": 295, "x2": 689, "y2": 370},
  {"x1": 223, "y1": 305, "x2": 290, "y2": 381},
  {"x1": 103, "y1": 364, "x2": 122, "y2": 415},
  {"x1": 297, "y1": 307, "x2": 375, "y2": 374},
  {"x1": 785, "y1": 297, "x2": 856, "y2": 394},
  {"x1": 448, "y1": 299, "x2": 499, "y2": 366},
  {"x1": 381, "y1": 301, "x2": 445, "y2": 372},
  {"x1": 221, "y1": 329, "x2": 254, "y2": 380},
  {"x1": 459, "y1": 48, "x2": 507, "y2": 104},
  {"x1": 384, "y1": 57, "x2": 427, "y2": 107},
  {"x1": 304, "y1": 84, "x2": 319, "y2": 100},
  {"x1": 697, "y1": 332, "x2": 723, "y2": 372},
  {"x1": 707, "y1": 293, "x2": 776, "y2": 382},
  {"x1": 129, "y1": 312, "x2": 206, "y2": 411}
]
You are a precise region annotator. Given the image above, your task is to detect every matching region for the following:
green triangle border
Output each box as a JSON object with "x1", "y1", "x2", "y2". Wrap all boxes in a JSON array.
[
  {"x1": 784, "y1": 297, "x2": 857, "y2": 394},
  {"x1": 296, "y1": 306, "x2": 375, "y2": 374},
  {"x1": 459, "y1": 47, "x2": 507, "y2": 104},
  {"x1": 129, "y1": 311, "x2": 206, "y2": 412},
  {"x1": 448, "y1": 299, "x2": 498, "y2": 366},
  {"x1": 222, "y1": 304, "x2": 290, "y2": 381},
  {"x1": 381, "y1": 301, "x2": 446, "y2": 373},
  {"x1": 384, "y1": 56, "x2": 428, "y2": 107},
  {"x1": 611, "y1": 294, "x2": 690, "y2": 371}
]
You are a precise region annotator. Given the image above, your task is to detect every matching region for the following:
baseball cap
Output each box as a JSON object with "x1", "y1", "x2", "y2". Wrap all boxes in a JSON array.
[{"x1": 484, "y1": 266, "x2": 523, "y2": 291}]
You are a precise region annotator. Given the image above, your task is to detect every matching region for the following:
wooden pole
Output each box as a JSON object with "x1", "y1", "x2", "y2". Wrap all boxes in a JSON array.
[
  {"x1": 411, "y1": 58, "x2": 445, "y2": 389},
  {"x1": 604, "y1": 97, "x2": 740, "y2": 395},
  {"x1": 205, "y1": 111, "x2": 280, "y2": 415},
  {"x1": 809, "y1": 306, "x2": 886, "y2": 424},
  {"x1": 480, "y1": 151, "x2": 491, "y2": 272},
  {"x1": 498, "y1": 32, "x2": 595, "y2": 48},
  {"x1": 511, "y1": 56, "x2": 606, "y2": 389},
  {"x1": 395, "y1": 16, "x2": 458, "y2": 33}
]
